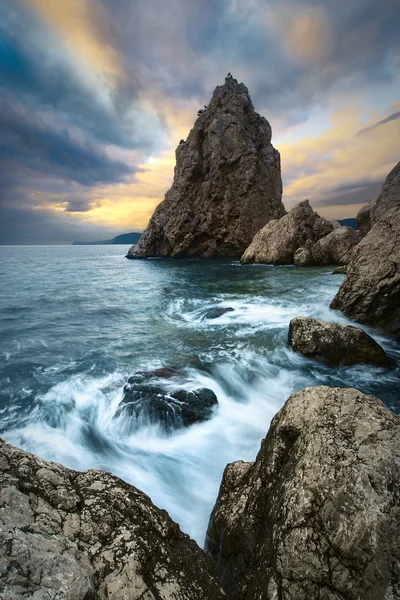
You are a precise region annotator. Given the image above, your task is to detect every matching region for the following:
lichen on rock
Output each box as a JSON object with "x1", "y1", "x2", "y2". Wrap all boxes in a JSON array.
[
  {"x1": 0, "y1": 439, "x2": 226, "y2": 600},
  {"x1": 206, "y1": 386, "x2": 400, "y2": 600}
]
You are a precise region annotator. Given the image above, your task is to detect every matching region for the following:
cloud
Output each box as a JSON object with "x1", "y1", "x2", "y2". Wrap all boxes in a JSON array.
[
  {"x1": 358, "y1": 110, "x2": 400, "y2": 135},
  {"x1": 0, "y1": 0, "x2": 399, "y2": 241},
  {"x1": 317, "y1": 182, "x2": 383, "y2": 208},
  {"x1": 1, "y1": 0, "x2": 167, "y2": 151},
  {"x1": 280, "y1": 105, "x2": 400, "y2": 218},
  {"x1": 0, "y1": 100, "x2": 135, "y2": 188},
  {"x1": 0, "y1": 202, "x2": 118, "y2": 245}
]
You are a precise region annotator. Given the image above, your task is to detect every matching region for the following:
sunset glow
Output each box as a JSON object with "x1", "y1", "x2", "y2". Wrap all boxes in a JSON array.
[{"x1": 1, "y1": 0, "x2": 399, "y2": 243}]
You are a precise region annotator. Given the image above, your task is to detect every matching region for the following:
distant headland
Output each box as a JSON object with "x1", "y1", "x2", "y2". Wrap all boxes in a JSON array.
[{"x1": 72, "y1": 232, "x2": 142, "y2": 246}]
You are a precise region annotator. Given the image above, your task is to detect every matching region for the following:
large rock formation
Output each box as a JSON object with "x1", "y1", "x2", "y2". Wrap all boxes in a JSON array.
[
  {"x1": 0, "y1": 439, "x2": 226, "y2": 599},
  {"x1": 288, "y1": 316, "x2": 389, "y2": 366},
  {"x1": 206, "y1": 386, "x2": 400, "y2": 600},
  {"x1": 241, "y1": 200, "x2": 334, "y2": 264},
  {"x1": 127, "y1": 74, "x2": 284, "y2": 259},
  {"x1": 294, "y1": 226, "x2": 359, "y2": 266},
  {"x1": 331, "y1": 162, "x2": 400, "y2": 336}
]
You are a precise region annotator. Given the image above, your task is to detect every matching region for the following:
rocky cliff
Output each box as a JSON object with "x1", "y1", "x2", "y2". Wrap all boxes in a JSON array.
[
  {"x1": 127, "y1": 74, "x2": 284, "y2": 259},
  {"x1": 331, "y1": 161, "x2": 400, "y2": 336},
  {"x1": 206, "y1": 386, "x2": 400, "y2": 600},
  {"x1": 0, "y1": 439, "x2": 226, "y2": 600}
]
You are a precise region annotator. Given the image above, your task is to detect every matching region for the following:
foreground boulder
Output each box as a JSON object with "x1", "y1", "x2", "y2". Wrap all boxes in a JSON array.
[
  {"x1": 241, "y1": 200, "x2": 334, "y2": 264},
  {"x1": 127, "y1": 74, "x2": 284, "y2": 259},
  {"x1": 294, "y1": 226, "x2": 359, "y2": 266},
  {"x1": 331, "y1": 161, "x2": 400, "y2": 336},
  {"x1": 206, "y1": 386, "x2": 400, "y2": 600},
  {"x1": 0, "y1": 439, "x2": 226, "y2": 600},
  {"x1": 114, "y1": 369, "x2": 218, "y2": 432},
  {"x1": 288, "y1": 316, "x2": 389, "y2": 366}
]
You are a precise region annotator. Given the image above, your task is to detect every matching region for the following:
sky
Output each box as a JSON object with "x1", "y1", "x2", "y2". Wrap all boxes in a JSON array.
[{"x1": 0, "y1": 0, "x2": 399, "y2": 244}]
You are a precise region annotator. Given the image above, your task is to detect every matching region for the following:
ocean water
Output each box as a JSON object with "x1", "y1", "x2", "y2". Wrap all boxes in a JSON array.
[{"x1": 1, "y1": 245, "x2": 399, "y2": 544}]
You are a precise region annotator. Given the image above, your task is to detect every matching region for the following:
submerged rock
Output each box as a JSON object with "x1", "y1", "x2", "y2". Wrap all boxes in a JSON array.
[
  {"x1": 127, "y1": 74, "x2": 285, "y2": 259},
  {"x1": 202, "y1": 307, "x2": 234, "y2": 320},
  {"x1": 0, "y1": 439, "x2": 226, "y2": 600},
  {"x1": 206, "y1": 386, "x2": 400, "y2": 600},
  {"x1": 114, "y1": 369, "x2": 218, "y2": 431},
  {"x1": 294, "y1": 226, "x2": 359, "y2": 266},
  {"x1": 241, "y1": 200, "x2": 334, "y2": 264},
  {"x1": 331, "y1": 161, "x2": 400, "y2": 336},
  {"x1": 288, "y1": 316, "x2": 389, "y2": 366}
]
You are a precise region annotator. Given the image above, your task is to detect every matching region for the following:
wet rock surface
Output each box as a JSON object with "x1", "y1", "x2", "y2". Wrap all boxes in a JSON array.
[
  {"x1": 332, "y1": 265, "x2": 347, "y2": 274},
  {"x1": 288, "y1": 316, "x2": 389, "y2": 366},
  {"x1": 241, "y1": 200, "x2": 334, "y2": 264},
  {"x1": 294, "y1": 226, "x2": 359, "y2": 266},
  {"x1": 331, "y1": 161, "x2": 400, "y2": 336},
  {"x1": 126, "y1": 74, "x2": 284, "y2": 259},
  {"x1": 114, "y1": 369, "x2": 218, "y2": 431},
  {"x1": 206, "y1": 386, "x2": 400, "y2": 600},
  {"x1": 0, "y1": 439, "x2": 226, "y2": 600},
  {"x1": 201, "y1": 307, "x2": 234, "y2": 320}
]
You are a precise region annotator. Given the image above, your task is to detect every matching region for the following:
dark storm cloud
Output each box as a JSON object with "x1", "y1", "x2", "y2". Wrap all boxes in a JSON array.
[
  {"x1": 358, "y1": 111, "x2": 400, "y2": 135},
  {"x1": 0, "y1": 1, "x2": 165, "y2": 151},
  {"x1": 64, "y1": 198, "x2": 102, "y2": 213},
  {"x1": 317, "y1": 181, "x2": 383, "y2": 208},
  {"x1": 96, "y1": 0, "x2": 229, "y2": 101},
  {"x1": 0, "y1": 100, "x2": 135, "y2": 189},
  {"x1": 0, "y1": 202, "x2": 117, "y2": 245},
  {"x1": 1, "y1": 0, "x2": 399, "y2": 242},
  {"x1": 97, "y1": 0, "x2": 400, "y2": 123}
]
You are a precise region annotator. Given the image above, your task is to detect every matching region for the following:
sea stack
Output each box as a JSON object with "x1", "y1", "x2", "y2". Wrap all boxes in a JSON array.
[
  {"x1": 331, "y1": 161, "x2": 400, "y2": 336},
  {"x1": 127, "y1": 74, "x2": 285, "y2": 259}
]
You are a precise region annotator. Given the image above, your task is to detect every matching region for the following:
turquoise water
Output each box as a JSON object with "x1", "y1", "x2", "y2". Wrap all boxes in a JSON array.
[{"x1": 1, "y1": 245, "x2": 399, "y2": 544}]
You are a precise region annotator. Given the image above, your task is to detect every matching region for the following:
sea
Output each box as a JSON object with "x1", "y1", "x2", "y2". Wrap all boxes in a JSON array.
[{"x1": 1, "y1": 245, "x2": 399, "y2": 545}]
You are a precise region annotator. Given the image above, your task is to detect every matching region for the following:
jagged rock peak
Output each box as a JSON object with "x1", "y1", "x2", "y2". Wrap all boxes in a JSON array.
[{"x1": 127, "y1": 74, "x2": 285, "y2": 259}]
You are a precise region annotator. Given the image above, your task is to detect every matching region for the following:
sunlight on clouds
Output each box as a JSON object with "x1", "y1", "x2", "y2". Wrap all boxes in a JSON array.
[
  {"x1": 280, "y1": 105, "x2": 400, "y2": 217},
  {"x1": 74, "y1": 151, "x2": 178, "y2": 229},
  {"x1": 25, "y1": 0, "x2": 124, "y2": 81},
  {"x1": 81, "y1": 102, "x2": 200, "y2": 230},
  {"x1": 63, "y1": 99, "x2": 399, "y2": 230},
  {"x1": 266, "y1": 3, "x2": 333, "y2": 64}
]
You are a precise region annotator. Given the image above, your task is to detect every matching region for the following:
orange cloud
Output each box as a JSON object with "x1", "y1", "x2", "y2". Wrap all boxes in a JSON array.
[
  {"x1": 266, "y1": 4, "x2": 333, "y2": 64},
  {"x1": 59, "y1": 100, "x2": 399, "y2": 230},
  {"x1": 280, "y1": 104, "x2": 400, "y2": 218},
  {"x1": 24, "y1": 0, "x2": 124, "y2": 81}
]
